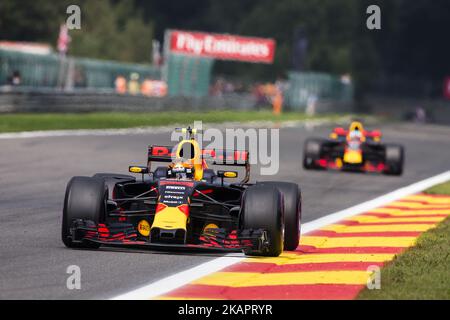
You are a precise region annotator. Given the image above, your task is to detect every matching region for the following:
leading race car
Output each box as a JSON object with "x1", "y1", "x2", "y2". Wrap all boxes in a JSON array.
[
  {"x1": 303, "y1": 121, "x2": 404, "y2": 175},
  {"x1": 62, "y1": 127, "x2": 302, "y2": 257}
]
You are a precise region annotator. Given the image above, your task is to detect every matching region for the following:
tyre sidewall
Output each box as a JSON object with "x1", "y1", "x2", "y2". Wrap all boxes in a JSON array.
[
  {"x1": 62, "y1": 177, "x2": 106, "y2": 248},
  {"x1": 241, "y1": 185, "x2": 284, "y2": 256},
  {"x1": 384, "y1": 144, "x2": 404, "y2": 175},
  {"x1": 258, "y1": 182, "x2": 301, "y2": 251},
  {"x1": 304, "y1": 139, "x2": 324, "y2": 169}
]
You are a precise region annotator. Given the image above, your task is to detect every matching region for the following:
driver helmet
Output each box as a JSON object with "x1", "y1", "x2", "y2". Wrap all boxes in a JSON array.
[
  {"x1": 349, "y1": 126, "x2": 362, "y2": 140},
  {"x1": 167, "y1": 160, "x2": 194, "y2": 179}
]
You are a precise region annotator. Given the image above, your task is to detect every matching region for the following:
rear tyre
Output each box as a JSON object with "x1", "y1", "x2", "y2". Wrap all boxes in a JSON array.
[
  {"x1": 383, "y1": 144, "x2": 404, "y2": 176},
  {"x1": 258, "y1": 182, "x2": 302, "y2": 251},
  {"x1": 303, "y1": 139, "x2": 324, "y2": 170},
  {"x1": 241, "y1": 185, "x2": 284, "y2": 257},
  {"x1": 62, "y1": 176, "x2": 106, "y2": 249}
]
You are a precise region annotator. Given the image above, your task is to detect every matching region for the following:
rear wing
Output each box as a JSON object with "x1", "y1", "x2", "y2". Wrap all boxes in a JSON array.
[
  {"x1": 365, "y1": 130, "x2": 382, "y2": 139},
  {"x1": 332, "y1": 128, "x2": 382, "y2": 139},
  {"x1": 148, "y1": 145, "x2": 249, "y2": 166}
]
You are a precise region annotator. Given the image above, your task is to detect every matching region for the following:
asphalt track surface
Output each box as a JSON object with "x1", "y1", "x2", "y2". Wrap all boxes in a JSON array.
[{"x1": 0, "y1": 122, "x2": 449, "y2": 299}]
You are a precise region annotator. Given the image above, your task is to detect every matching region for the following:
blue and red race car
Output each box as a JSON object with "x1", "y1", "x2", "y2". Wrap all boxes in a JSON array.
[
  {"x1": 303, "y1": 121, "x2": 404, "y2": 175},
  {"x1": 62, "y1": 127, "x2": 302, "y2": 257}
]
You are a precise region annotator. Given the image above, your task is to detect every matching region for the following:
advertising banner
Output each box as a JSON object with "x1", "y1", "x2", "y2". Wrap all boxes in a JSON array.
[{"x1": 168, "y1": 30, "x2": 276, "y2": 64}]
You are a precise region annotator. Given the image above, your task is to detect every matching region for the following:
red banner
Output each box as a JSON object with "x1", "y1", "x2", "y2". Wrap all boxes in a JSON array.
[{"x1": 168, "y1": 30, "x2": 276, "y2": 64}]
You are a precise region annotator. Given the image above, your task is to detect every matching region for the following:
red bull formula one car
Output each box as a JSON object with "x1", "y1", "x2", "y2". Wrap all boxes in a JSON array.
[
  {"x1": 62, "y1": 127, "x2": 301, "y2": 257},
  {"x1": 303, "y1": 122, "x2": 404, "y2": 175}
]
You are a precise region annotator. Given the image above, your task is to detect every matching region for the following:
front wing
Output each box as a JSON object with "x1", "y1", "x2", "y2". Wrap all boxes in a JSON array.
[
  {"x1": 316, "y1": 142, "x2": 387, "y2": 173},
  {"x1": 314, "y1": 157, "x2": 386, "y2": 173},
  {"x1": 69, "y1": 219, "x2": 268, "y2": 254}
]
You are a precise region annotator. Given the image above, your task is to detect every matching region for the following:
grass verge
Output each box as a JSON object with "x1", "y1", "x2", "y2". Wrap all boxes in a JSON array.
[
  {"x1": 0, "y1": 111, "x2": 348, "y2": 133},
  {"x1": 358, "y1": 181, "x2": 450, "y2": 300}
]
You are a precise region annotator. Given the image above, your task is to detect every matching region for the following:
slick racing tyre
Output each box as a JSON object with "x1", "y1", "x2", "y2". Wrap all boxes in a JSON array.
[
  {"x1": 241, "y1": 185, "x2": 284, "y2": 257},
  {"x1": 62, "y1": 176, "x2": 107, "y2": 249},
  {"x1": 258, "y1": 182, "x2": 302, "y2": 251},
  {"x1": 303, "y1": 139, "x2": 325, "y2": 170},
  {"x1": 383, "y1": 144, "x2": 404, "y2": 176}
]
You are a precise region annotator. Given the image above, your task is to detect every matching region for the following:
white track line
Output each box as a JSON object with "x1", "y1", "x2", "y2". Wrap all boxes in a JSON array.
[
  {"x1": 302, "y1": 170, "x2": 450, "y2": 233},
  {"x1": 111, "y1": 255, "x2": 244, "y2": 300},
  {"x1": 0, "y1": 118, "x2": 348, "y2": 140},
  {"x1": 111, "y1": 170, "x2": 450, "y2": 300},
  {"x1": 0, "y1": 127, "x2": 175, "y2": 139}
]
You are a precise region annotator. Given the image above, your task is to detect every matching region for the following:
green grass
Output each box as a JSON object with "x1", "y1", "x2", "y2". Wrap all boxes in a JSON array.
[
  {"x1": 424, "y1": 181, "x2": 450, "y2": 196},
  {"x1": 358, "y1": 181, "x2": 450, "y2": 300},
  {"x1": 0, "y1": 111, "x2": 348, "y2": 133}
]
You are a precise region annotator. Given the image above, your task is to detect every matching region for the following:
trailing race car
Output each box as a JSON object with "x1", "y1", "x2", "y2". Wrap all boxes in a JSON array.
[
  {"x1": 62, "y1": 127, "x2": 301, "y2": 257},
  {"x1": 303, "y1": 121, "x2": 404, "y2": 175}
]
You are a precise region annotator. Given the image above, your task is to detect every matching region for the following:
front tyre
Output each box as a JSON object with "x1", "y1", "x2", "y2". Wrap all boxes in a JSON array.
[
  {"x1": 303, "y1": 139, "x2": 325, "y2": 170},
  {"x1": 241, "y1": 185, "x2": 284, "y2": 257},
  {"x1": 383, "y1": 144, "x2": 404, "y2": 176},
  {"x1": 62, "y1": 176, "x2": 107, "y2": 249},
  {"x1": 258, "y1": 182, "x2": 302, "y2": 251}
]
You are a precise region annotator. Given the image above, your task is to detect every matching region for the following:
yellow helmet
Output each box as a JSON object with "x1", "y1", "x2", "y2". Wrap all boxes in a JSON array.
[{"x1": 349, "y1": 121, "x2": 364, "y2": 132}]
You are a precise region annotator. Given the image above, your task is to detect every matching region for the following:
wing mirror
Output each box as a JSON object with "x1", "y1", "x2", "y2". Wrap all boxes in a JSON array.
[
  {"x1": 217, "y1": 171, "x2": 238, "y2": 178},
  {"x1": 217, "y1": 171, "x2": 238, "y2": 186},
  {"x1": 129, "y1": 166, "x2": 149, "y2": 174}
]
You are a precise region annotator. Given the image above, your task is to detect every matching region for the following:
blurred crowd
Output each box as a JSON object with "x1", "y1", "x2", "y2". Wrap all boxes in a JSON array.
[
  {"x1": 114, "y1": 73, "x2": 167, "y2": 97},
  {"x1": 209, "y1": 77, "x2": 288, "y2": 113}
]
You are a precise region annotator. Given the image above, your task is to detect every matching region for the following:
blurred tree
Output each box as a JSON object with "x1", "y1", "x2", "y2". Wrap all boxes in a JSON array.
[
  {"x1": 0, "y1": 0, "x2": 67, "y2": 42},
  {"x1": 215, "y1": 0, "x2": 357, "y2": 80},
  {"x1": 2, "y1": 0, "x2": 450, "y2": 97},
  {"x1": 0, "y1": 0, "x2": 154, "y2": 64},
  {"x1": 388, "y1": 0, "x2": 450, "y2": 84},
  {"x1": 69, "y1": 0, "x2": 153, "y2": 63}
]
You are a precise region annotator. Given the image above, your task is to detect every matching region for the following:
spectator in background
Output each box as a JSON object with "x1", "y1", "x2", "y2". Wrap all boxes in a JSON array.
[
  {"x1": 141, "y1": 78, "x2": 153, "y2": 97},
  {"x1": 115, "y1": 75, "x2": 127, "y2": 94},
  {"x1": 74, "y1": 67, "x2": 87, "y2": 88},
  {"x1": 141, "y1": 78, "x2": 168, "y2": 97},
  {"x1": 128, "y1": 73, "x2": 140, "y2": 95},
  {"x1": 306, "y1": 94, "x2": 318, "y2": 116},
  {"x1": 210, "y1": 78, "x2": 225, "y2": 97},
  {"x1": 413, "y1": 106, "x2": 428, "y2": 124},
  {"x1": 272, "y1": 88, "x2": 283, "y2": 115},
  {"x1": 252, "y1": 83, "x2": 266, "y2": 110},
  {"x1": 224, "y1": 81, "x2": 235, "y2": 94},
  {"x1": 209, "y1": 77, "x2": 242, "y2": 96},
  {"x1": 7, "y1": 70, "x2": 21, "y2": 86},
  {"x1": 234, "y1": 81, "x2": 245, "y2": 93}
]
